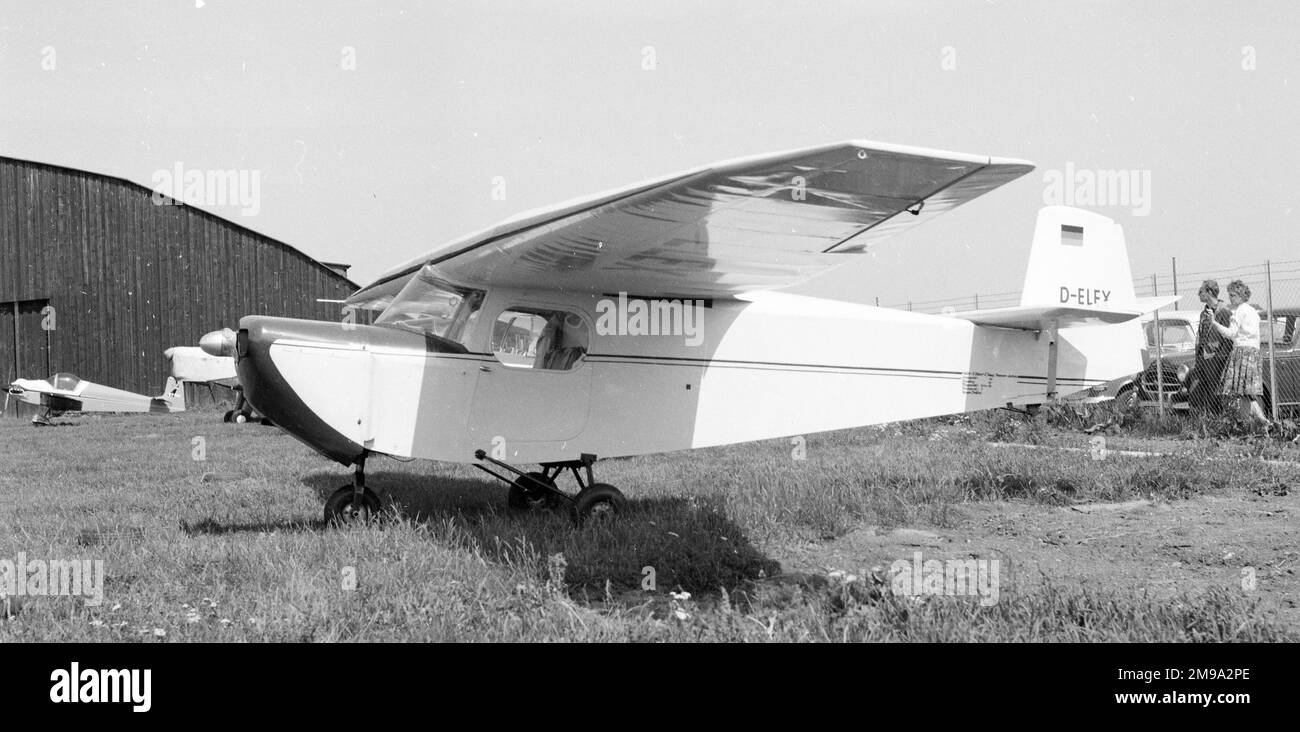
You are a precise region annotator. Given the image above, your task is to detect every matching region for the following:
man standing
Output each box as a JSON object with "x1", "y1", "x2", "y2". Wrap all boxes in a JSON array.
[{"x1": 1189, "y1": 279, "x2": 1233, "y2": 413}]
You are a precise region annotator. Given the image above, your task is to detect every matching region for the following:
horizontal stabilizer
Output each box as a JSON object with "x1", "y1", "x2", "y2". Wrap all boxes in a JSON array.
[
  {"x1": 954, "y1": 305, "x2": 1143, "y2": 331},
  {"x1": 955, "y1": 295, "x2": 1181, "y2": 332},
  {"x1": 1134, "y1": 295, "x2": 1182, "y2": 313}
]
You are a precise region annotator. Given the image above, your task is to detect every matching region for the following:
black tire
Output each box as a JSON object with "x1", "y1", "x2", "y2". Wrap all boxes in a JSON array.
[
  {"x1": 508, "y1": 472, "x2": 561, "y2": 511},
  {"x1": 324, "y1": 485, "x2": 381, "y2": 525},
  {"x1": 1115, "y1": 385, "x2": 1137, "y2": 411},
  {"x1": 572, "y1": 483, "x2": 626, "y2": 525},
  {"x1": 222, "y1": 410, "x2": 234, "y2": 423}
]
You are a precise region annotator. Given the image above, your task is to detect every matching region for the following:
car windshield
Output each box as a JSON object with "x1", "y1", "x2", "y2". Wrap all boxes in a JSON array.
[
  {"x1": 1146, "y1": 321, "x2": 1195, "y2": 350},
  {"x1": 374, "y1": 265, "x2": 484, "y2": 345}
]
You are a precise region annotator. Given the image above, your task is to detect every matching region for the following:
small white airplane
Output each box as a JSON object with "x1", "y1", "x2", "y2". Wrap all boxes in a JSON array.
[
  {"x1": 201, "y1": 140, "x2": 1174, "y2": 524},
  {"x1": 7, "y1": 373, "x2": 185, "y2": 425},
  {"x1": 6, "y1": 347, "x2": 254, "y2": 425}
]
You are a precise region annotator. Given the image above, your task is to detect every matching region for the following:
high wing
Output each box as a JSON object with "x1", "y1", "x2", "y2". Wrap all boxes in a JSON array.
[{"x1": 350, "y1": 140, "x2": 1033, "y2": 304}]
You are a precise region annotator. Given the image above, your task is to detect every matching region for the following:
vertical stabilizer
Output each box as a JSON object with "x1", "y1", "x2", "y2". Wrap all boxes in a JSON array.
[
  {"x1": 156, "y1": 376, "x2": 186, "y2": 412},
  {"x1": 1019, "y1": 205, "x2": 1137, "y2": 313}
]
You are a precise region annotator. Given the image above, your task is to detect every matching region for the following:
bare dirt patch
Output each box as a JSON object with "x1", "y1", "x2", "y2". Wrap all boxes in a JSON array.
[{"x1": 772, "y1": 489, "x2": 1299, "y2": 627}]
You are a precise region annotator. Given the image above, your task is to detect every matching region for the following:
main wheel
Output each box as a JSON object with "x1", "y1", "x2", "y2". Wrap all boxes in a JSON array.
[
  {"x1": 222, "y1": 409, "x2": 235, "y2": 423},
  {"x1": 572, "y1": 483, "x2": 626, "y2": 525},
  {"x1": 508, "y1": 472, "x2": 562, "y2": 511},
  {"x1": 324, "y1": 485, "x2": 381, "y2": 525},
  {"x1": 234, "y1": 411, "x2": 249, "y2": 424}
]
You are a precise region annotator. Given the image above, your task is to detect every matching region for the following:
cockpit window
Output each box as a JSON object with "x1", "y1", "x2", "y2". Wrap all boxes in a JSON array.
[
  {"x1": 491, "y1": 308, "x2": 588, "y2": 370},
  {"x1": 46, "y1": 373, "x2": 82, "y2": 391},
  {"x1": 374, "y1": 265, "x2": 484, "y2": 345}
]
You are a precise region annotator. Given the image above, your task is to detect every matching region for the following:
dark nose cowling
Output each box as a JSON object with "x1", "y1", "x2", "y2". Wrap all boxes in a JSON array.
[{"x1": 236, "y1": 316, "x2": 368, "y2": 466}]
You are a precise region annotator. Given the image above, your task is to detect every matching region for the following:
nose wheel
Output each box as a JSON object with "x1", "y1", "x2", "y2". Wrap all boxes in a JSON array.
[
  {"x1": 324, "y1": 457, "x2": 381, "y2": 525},
  {"x1": 223, "y1": 392, "x2": 257, "y2": 424},
  {"x1": 324, "y1": 485, "x2": 381, "y2": 525},
  {"x1": 474, "y1": 450, "x2": 626, "y2": 524}
]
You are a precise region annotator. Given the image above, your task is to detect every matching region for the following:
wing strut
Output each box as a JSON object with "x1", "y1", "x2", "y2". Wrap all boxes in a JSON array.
[{"x1": 1044, "y1": 318, "x2": 1060, "y2": 400}]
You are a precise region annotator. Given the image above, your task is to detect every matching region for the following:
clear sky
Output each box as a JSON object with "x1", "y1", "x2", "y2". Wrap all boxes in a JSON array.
[{"x1": 2, "y1": 0, "x2": 1297, "y2": 309}]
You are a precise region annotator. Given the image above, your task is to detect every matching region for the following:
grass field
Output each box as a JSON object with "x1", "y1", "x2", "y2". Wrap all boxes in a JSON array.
[{"x1": 1, "y1": 403, "x2": 1297, "y2": 642}]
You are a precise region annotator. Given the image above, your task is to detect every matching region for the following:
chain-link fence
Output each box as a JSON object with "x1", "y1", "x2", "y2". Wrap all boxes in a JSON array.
[{"x1": 882, "y1": 258, "x2": 1300, "y2": 419}]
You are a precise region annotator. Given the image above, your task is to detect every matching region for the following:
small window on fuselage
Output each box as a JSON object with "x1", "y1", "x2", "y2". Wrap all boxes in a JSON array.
[{"x1": 491, "y1": 308, "x2": 588, "y2": 370}]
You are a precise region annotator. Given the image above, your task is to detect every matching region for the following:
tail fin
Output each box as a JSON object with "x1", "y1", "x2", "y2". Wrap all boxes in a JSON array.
[
  {"x1": 156, "y1": 376, "x2": 186, "y2": 412},
  {"x1": 957, "y1": 206, "x2": 1176, "y2": 330},
  {"x1": 1020, "y1": 205, "x2": 1138, "y2": 312},
  {"x1": 956, "y1": 206, "x2": 1178, "y2": 402}
]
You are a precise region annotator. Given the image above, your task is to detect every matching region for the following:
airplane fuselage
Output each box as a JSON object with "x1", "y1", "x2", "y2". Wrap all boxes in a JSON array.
[{"x1": 236, "y1": 288, "x2": 1142, "y2": 467}]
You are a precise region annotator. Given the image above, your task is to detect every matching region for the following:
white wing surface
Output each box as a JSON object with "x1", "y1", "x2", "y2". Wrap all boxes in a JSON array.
[{"x1": 350, "y1": 140, "x2": 1033, "y2": 303}]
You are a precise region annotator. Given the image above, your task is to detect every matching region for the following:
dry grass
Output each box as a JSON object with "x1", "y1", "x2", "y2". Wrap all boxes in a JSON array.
[{"x1": 0, "y1": 405, "x2": 1295, "y2": 642}]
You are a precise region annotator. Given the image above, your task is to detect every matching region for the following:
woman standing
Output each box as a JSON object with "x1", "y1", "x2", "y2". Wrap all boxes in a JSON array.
[{"x1": 1212, "y1": 280, "x2": 1270, "y2": 430}]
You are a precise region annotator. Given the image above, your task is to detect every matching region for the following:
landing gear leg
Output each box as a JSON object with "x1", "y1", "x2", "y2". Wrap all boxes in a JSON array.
[
  {"x1": 225, "y1": 392, "x2": 254, "y2": 423},
  {"x1": 473, "y1": 450, "x2": 626, "y2": 524},
  {"x1": 323, "y1": 454, "x2": 380, "y2": 525}
]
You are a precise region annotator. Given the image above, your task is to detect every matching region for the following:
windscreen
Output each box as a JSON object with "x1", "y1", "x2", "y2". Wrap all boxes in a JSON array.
[{"x1": 374, "y1": 265, "x2": 484, "y2": 345}]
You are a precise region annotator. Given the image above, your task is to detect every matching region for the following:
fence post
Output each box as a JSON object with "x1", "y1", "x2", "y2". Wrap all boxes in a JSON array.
[
  {"x1": 1156, "y1": 309, "x2": 1165, "y2": 418},
  {"x1": 1152, "y1": 275, "x2": 1164, "y2": 417},
  {"x1": 974, "y1": 293, "x2": 979, "y2": 310},
  {"x1": 1171, "y1": 257, "x2": 1178, "y2": 298},
  {"x1": 1266, "y1": 260, "x2": 1278, "y2": 421}
]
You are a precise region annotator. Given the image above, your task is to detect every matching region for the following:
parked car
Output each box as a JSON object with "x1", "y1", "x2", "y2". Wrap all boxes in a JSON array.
[
  {"x1": 1141, "y1": 309, "x2": 1201, "y2": 358},
  {"x1": 1075, "y1": 310, "x2": 1199, "y2": 406},
  {"x1": 1134, "y1": 306, "x2": 1300, "y2": 415}
]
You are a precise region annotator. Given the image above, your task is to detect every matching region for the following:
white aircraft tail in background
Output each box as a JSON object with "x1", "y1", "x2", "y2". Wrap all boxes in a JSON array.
[{"x1": 157, "y1": 376, "x2": 186, "y2": 410}]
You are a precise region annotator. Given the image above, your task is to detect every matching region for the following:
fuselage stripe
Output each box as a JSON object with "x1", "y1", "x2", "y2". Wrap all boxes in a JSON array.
[{"x1": 345, "y1": 346, "x2": 1106, "y2": 386}]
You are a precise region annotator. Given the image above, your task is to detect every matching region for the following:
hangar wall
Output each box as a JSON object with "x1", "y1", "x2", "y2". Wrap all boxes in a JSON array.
[{"x1": 0, "y1": 156, "x2": 356, "y2": 416}]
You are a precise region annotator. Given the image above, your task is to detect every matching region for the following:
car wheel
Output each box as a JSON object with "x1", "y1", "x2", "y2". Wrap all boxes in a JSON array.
[{"x1": 1116, "y1": 385, "x2": 1137, "y2": 411}]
